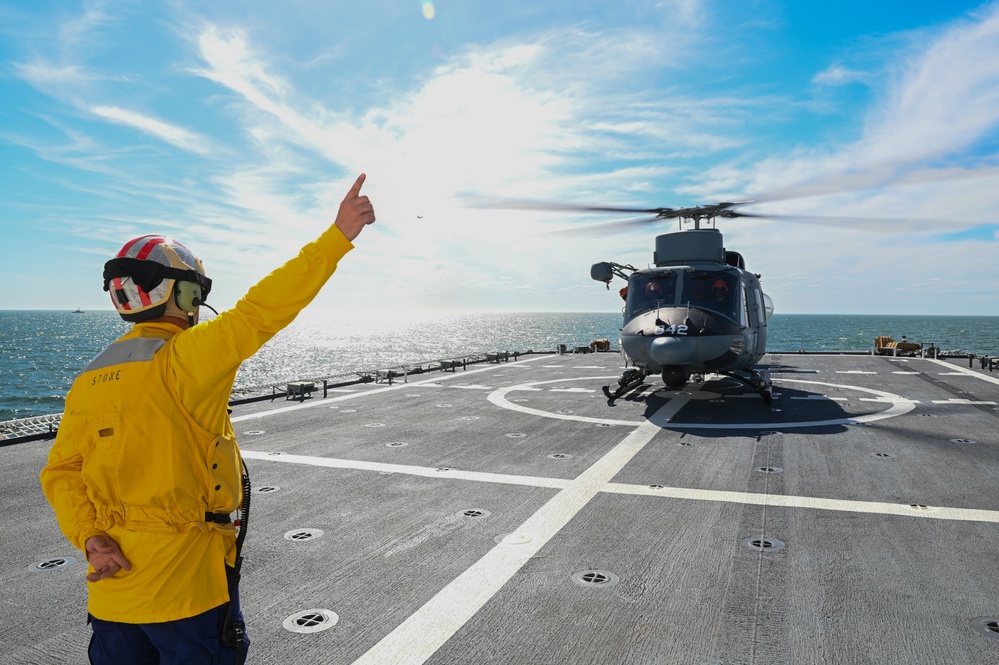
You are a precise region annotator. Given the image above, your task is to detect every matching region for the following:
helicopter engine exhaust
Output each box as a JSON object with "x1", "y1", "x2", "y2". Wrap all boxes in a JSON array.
[{"x1": 662, "y1": 365, "x2": 690, "y2": 389}]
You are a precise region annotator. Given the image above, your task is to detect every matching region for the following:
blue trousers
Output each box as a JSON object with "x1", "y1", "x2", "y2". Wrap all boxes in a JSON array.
[{"x1": 88, "y1": 598, "x2": 248, "y2": 665}]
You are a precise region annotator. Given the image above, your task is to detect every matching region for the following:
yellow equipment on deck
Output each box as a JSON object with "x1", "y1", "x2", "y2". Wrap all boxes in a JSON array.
[{"x1": 874, "y1": 335, "x2": 921, "y2": 356}]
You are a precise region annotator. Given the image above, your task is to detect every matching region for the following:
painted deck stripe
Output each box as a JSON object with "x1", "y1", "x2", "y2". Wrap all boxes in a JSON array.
[
  {"x1": 602, "y1": 483, "x2": 999, "y2": 523},
  {"x1": 242, "y1": 450, "x2": 999, "y2": 525},
  {"x1": 240, "y1": 451, "x2": 571, "y2": 490},
  {"x1": 860, "y1": 398, "x2": 920, "y2": 403},
  {"x1": 923, "y1": 357, "x2": 999, "y2": 386},
  {"x1": 791, "y1": 395, "x2": 847, "y2": 401},
  {"x1": 350, "y1": 395, "x2": 693, "y2": 665}
]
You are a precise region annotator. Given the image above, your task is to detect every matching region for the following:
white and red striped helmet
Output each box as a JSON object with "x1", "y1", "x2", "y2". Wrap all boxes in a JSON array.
[{"x1": 102, "y1": 235, "x2": 211, "y2": 322}]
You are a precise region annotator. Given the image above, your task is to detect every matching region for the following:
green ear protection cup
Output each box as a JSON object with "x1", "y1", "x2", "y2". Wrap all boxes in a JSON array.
[{"x1": 174, "y1": 281, "x2": 202, "y2": 313}]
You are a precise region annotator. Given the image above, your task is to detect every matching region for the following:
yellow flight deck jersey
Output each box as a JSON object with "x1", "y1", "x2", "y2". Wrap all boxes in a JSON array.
[{"x1": 41, "y1": 226, "x2": 353, "y2": 623}]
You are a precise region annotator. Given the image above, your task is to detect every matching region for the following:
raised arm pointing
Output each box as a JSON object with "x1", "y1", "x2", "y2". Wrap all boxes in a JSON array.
[{"x1": 334, "y1": 173, "x2": 376, "y2": 242}]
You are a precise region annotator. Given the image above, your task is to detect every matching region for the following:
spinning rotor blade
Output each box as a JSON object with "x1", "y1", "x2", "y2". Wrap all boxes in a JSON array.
[
  {"x1": 464, "y1": 160, "x2": 998, "y2": 234},
  {"x1": 462, "y1": 195, "x2": 669, "y2": 216},
  {"x1": 727, "y1": 210, "x2": 983, "y2": 232},
  {"x1": 539, "y1": 215, "x2": 663, "y2": 236},
  {"x1": 747, "y1": 162, "x2": 999, "y2": 205}
]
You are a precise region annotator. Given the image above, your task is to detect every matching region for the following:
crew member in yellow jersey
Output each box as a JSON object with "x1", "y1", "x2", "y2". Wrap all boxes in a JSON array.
[{"x1": 41, "y1": 174, "x2": 375, "y2": 664}]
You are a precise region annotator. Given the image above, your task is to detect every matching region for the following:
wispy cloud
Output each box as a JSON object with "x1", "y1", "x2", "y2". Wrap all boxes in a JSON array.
[
  {"x1": 720, "y1": 4, "x2": 999, "y2": 206},
  {"x1": 812, "y1": 64, "x2": 874, "y2": 87},
  {"x1": 89, "y1": 105, "x2": 213, "y2": 155},
  {"x1": 4, "y1": 0, "x2": 998, "y2": 313},
  {"x1": 192, "y1": 27, "x2": 336, "y2": 158},
  {"x1": 187, "y1": 22, "x2": 707, "y2": 301},
  {"x1": 661, "y1": 5, "x2": 999, "y2": 314},
  {"x1": 862, "y1": 5, "x2": 999, "y2": 163}
]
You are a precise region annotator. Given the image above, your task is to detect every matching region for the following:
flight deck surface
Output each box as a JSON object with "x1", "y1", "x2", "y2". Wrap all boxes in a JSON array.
[{"x1": 4, "y1": 352, "x2": 999, "y2": 664}]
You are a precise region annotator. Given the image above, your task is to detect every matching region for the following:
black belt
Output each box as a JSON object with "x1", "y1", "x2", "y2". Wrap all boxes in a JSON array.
[{"x1": 205, "y1": 511, "x2": 232, "y2": 524}]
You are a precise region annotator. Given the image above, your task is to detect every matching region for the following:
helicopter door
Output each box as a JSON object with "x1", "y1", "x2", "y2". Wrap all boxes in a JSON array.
[{"x1": 747, "y1": 284, "x2": 769, "y2": 356}]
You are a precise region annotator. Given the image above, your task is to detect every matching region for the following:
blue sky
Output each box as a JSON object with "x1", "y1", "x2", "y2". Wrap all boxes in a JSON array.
[{"x1": 2, "y1": 0, "x2": 998, "y2": 315}]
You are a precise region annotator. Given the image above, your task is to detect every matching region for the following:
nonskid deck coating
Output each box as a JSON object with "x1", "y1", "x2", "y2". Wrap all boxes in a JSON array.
[{"x1": 4, "y1": 352, "x2": 999, "y2": 664}]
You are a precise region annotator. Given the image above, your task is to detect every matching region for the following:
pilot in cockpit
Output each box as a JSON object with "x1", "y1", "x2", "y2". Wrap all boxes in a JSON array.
[
  {"x1": 711, "y1": 279, "x2": 730, "y2": 305},
  {"x1": 708, "y1": 277, "x2": 740, "y2": 319}
]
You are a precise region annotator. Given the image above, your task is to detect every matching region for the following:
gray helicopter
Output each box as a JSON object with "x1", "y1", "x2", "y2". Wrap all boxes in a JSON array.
[
  {"x1": 468, "y1": 166, "x2": 988, "y2": 402},
  {"x1": 585, "y1": 203, "x2": 775, "y2": 401}
]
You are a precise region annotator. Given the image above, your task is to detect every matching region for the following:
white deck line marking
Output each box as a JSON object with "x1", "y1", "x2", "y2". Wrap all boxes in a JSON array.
[
  {"x1": 351, "y1": 396, "x2": 693, "y2": 665},
  {"x1": 923, "y1": 357, "x2": 999, "y2": 386},
  {"x1": 240, "y1": 450, "x2": 999, "y2": 525},
  {"x1": 860, "y1": 398, "x2": 920, "y2": 403},
  {"x1": 790, "y1": 395, "x2": 847, "y2": 401},
  {"x1": 489, "y1": 377, "x2": 637, "y2": 426},
  {"x1": 836, "y1": 370, "x2": 877, "y2": 374},
  {"x1": 932, "y1": 399, "x2": 997, "y2": 405},
  {"x1": 601, "y1": 484, "x2": 999, "y2": 523},
  {"x1": 489, "y1": 378, "x2": 914, "y2": 429},
  {"x1": 892, "y1": 371, "x2": 920, "y2": 375},
  {"x1": 230, "y1": 355, "x2": 554, "y2": 423},
  {"x1": 690, "y1": 379, "x2": 914, "y2": 429},
  {"x1": 240, "y1": 451, "x2": 571, "y2": 490}
]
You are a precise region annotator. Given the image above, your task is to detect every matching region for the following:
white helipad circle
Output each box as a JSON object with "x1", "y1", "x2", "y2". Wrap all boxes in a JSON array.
[
  {"x1": 487, "y1": 376, "x2": 914, "y2": 430},
  {"x1": 488, "y1": 377, "x2": 635, "y2": 426}
]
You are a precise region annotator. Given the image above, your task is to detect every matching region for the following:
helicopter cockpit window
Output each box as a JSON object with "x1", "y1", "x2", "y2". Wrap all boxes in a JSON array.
[
  {"x1": 626, "y1": 273, "x2": 677, "y2": 318},
  {"x1": 680, "y1": 270, "x2": 741, "y2": 321}
]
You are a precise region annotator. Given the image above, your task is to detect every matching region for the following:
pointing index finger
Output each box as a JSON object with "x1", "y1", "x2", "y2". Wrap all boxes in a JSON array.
[{"x1": 346, "y1": 173, "x2": 366, "y2": 199}]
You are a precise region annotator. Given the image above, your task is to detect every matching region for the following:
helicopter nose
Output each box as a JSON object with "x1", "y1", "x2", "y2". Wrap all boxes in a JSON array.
[{"x1": 649, "y1": 336, "x2": 695, "y2": 366}]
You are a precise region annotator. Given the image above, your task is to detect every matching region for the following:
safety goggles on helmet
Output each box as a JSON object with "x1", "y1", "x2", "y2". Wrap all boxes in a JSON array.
[
  {"x1": 102, "y1": 259, "x2": 212, "y2": 300},
  {"x1": 102, "y1": 235, "x2": 210, "y2": 322}
]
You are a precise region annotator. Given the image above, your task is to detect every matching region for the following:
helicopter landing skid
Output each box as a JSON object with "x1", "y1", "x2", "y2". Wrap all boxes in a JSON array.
[
  {"x1": 721, "y1": 368, "x2": 773, "y2": 404},
  {"x1": 603, "y1": 369, "x2": 650, "y2": 401}
]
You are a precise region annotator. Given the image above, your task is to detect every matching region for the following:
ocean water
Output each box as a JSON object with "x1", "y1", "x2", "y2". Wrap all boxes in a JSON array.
[{"x1": 2, "y1": 309, "x2": 997, "y2": 421}]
